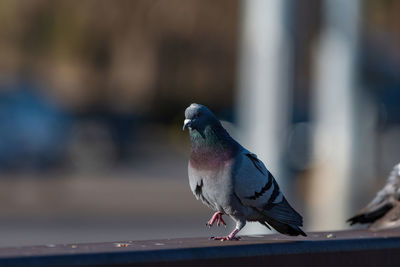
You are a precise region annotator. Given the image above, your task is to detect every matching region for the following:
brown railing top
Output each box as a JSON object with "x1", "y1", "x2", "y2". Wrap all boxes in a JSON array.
[{"x1": 1, "y1": 228, "x2": 400, "y2": 266}]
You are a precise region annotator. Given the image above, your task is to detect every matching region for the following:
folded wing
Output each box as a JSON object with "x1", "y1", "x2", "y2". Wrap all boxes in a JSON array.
[{"x1": 234, "y1": 152, "x2": 305, "y2": 236}]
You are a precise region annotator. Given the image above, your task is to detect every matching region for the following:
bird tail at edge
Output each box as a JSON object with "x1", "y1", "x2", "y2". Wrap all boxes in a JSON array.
[{"x1": 259, "y1": 216, "x2": 307, "y2": 237}]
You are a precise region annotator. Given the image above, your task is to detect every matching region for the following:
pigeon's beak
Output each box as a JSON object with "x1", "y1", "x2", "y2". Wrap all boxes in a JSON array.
[{"x1": 183, "y1": 119, "x2": 192, "y2": 130}]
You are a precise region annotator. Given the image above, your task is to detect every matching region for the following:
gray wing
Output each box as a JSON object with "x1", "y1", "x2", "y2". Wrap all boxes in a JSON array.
[
  {"x1": 348, "y1": 163, "x2": 400, "y2": 225},
  {"x1": 234, "y1": 151, "x2": 303, "y2": 227}
]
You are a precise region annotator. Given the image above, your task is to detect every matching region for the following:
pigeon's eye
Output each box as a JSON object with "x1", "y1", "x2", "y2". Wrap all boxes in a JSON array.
[{"x1": 196, "y1": 113, "x2": 201, "y2": 118}]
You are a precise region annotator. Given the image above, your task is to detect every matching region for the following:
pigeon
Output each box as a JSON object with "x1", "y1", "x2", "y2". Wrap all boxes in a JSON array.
[
  {"x1": 183, "y1": 103, "x2": 306, "y2": 240},
  {"x1": 347, "y1": 163, "x2": 400, "y2": 230}
]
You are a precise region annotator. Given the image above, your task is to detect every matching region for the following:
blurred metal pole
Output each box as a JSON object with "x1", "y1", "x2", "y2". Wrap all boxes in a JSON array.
[
  {"x1": 309, "y1": 0, "x2": 361, "y2": 230},
  {"x1": 236, "y1": 0, "x2": 291, "y2": 235}
]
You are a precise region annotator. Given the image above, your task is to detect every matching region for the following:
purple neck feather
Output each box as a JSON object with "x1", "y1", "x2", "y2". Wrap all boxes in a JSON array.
[{"x1": 189, "y1": 125, "x2": 239, "y2": 169}]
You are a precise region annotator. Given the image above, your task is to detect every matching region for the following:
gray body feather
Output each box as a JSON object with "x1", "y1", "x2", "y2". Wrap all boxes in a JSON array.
[
  {"x1": 189, "y1": 148, "x2": 305, "y2": 236},
  {"x1": 185, "y1": 103, "x2": 305, "y2": 237}
]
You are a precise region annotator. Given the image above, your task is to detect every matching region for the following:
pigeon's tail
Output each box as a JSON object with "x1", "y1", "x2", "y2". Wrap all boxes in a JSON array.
[
  {"x1": 347, "y1": 214, "x2": 367, "y2": 225},
  {"x1": 260, "y1": 217, "x2": 307, "y2": 237},
  {"x1": 257, "y1": 197, "x2": 306, "y2": 236},
  {"x1": 259, "y1": 198, "x2": 307, "y2": 236},
  {"x1": 347, "y1": 204, "x2": 393, "y2": 226}
]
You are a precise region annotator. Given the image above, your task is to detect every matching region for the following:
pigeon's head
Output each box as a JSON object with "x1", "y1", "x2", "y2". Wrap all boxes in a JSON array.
[{"x1": 183, "y1": 103, "x2": 219, "y2": 132}]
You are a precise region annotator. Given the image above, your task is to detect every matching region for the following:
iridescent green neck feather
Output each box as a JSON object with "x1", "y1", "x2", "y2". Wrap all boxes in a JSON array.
[{"x1": 189, "y1": 124, "x2": 239, "y2": 169}]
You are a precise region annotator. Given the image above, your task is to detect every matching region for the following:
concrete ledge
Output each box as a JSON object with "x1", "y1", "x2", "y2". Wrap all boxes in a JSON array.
[{"x1": 1, "y1": 229, "x2": 400, "y2": 266}]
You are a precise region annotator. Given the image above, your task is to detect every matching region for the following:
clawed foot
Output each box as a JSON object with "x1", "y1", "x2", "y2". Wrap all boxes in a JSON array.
[
  {"x1": 210, "y1": 236, "x2": 240, "y2": 241},
  {"x1": 210, "y1": 228, "x2": 240, "y2": 241},
  {"x1": 206, "y1": 212, "x2": 226, "y2": 227}
]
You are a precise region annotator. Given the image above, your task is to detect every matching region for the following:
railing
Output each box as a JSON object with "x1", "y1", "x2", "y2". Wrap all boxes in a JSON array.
[{"x1": 1, "y1": 229, "x2": 400, "y2": 266}]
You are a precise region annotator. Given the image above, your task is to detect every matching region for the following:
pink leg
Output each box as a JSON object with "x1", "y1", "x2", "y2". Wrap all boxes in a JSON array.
[
  {"x1": 217, "y1": 216, "x2": 226, "y2": 226},
  {"x1": 211, "y1": 228, "x2": 240, "y2": 241},
  {"x1": 206, "y1": 212, "x2": 226, "y2": 227}
]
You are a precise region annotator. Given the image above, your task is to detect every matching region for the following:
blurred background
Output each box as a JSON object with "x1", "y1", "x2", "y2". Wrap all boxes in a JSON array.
[{"x1": 0, "y1": 0, "x2": 399, "y2": 246}]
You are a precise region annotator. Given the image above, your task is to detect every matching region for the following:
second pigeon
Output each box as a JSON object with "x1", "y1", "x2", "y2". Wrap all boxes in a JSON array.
[{"x1": 347, "y1": 163, "x2": 400, "y2": 230}]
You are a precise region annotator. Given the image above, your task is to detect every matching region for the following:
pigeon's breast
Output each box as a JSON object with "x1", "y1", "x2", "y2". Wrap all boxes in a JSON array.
[
  {"x1": 188, "y1": 156, "x2": 236, "y2": 212},
  {"x1": 189, "y1": 147, "x2": 237, "y2": 171}
]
